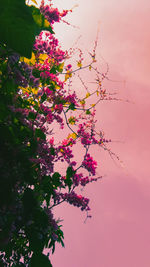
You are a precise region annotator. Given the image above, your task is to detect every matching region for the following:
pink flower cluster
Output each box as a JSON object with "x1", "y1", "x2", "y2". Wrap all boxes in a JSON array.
[
  {"x1": 80, "y1": 176, "x2": 100, "y2": 186},
  {"x1": 72, "y1": 173, "x2": 83, "y2": 186},
  {"x1": 40, "y1": 103, "x2": 64, "y2": 128},
  {"x1": 57, "y1": 145, "x2": 74, "y2": 163},
  {"x1": 99, "y1": 138, "x2": 111, "y2": 144},
  {"x1": 34, "y1": 31, "x2": 65, "y2": 63},
  {"x1": 77, "y1": 124, "x2": 91, "y2": 145},
  {"x1": 40, "y1": 0, "x2": 71, "y2": 25},
  {"x1": 72, "y1": 172, "x2": 100, "y2": 187},
  {"x1": 65, "y1": 92, "x2": 78, "y2": 106},
  {"x1": 82, "y1": 153, "x2": 97, "y2": 175},
  {"x1": 40, "y1": 0, "x2": 60, "y2": 24},
  {"x1": 60, "y1": 192, "x2": 90, "y2": 211}
]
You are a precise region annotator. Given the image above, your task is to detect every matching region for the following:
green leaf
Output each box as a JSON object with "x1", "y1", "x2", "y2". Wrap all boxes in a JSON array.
[
  {"x1": 52, "y1": 172, "x2": 61, "y2": 179},
  {"x1": 50, "y1": 147, "x2": 55, "y2": 156},
  {"x1": 68, "y1": 103, "x2": 76, "y2": 111},
  {"x1": 22, "y1": 188, "x2": 37, "y2": 214},
  {"x1": 64, "y1": 178, "x2": 73, "y2": 191},
  {"x1": 60, "y1": 238, "x2": 65, "y2": 247},
  {"x1": 65, "y1": 167, "x2": 75, "y2": 190},
  {"x1": 28, "y1": 112, "x2": 37, "y2": 120},
  {"x1": 41, "y1": 93, "x2": 47, "y2": 103},
  {"x1": 0, "y1": 101, "x2": 9, "y2": 121},
  {"x1": 48, "y1": 240, "x2": 55, "y2": 254},
  {"x1": 0, "y1": 0, "x2": 37, "y2": 57},
  {"x1": 52, "y1": 172, "x2": 61, "y2": 187},
  {"x1": 56, "y1": 63, "x2": 64, "y2": 73},
  {"x1": 66, "y1": 166, "x2": 75, "y2": 179},
  {"x1": 30, "y1": 253, "x2": 52, "y2": 267},
  {"x1": 86, "y1": 109, "x2": 91, "y2": 115},
  {"x1": 35, "y1": 128, "x2": 46, "y2": 139},
  {"x1": 42, "y1": 176, "x2": 52, "y2": 193},
  {"x1": 45, "y1": 193, "x2": 51, "y2": 207}
]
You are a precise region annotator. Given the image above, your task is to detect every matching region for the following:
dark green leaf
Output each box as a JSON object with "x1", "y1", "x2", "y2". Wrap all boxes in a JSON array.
[
  {"x1": 52, "y1": 172, "x2": 61, "y2": 187},
  {"x1": 86, "y1": 109, "x2": 91, "y2": 115},
  {"x1": 0, "y1": 0, "x2": 37, "y2": 57},
  {"x1": 64, "y1": 178, "x2": 73, "y2": 191},
  {"x1": 30, "y1": 253, "x2": 52, "y2": 267},
  {"x1": 50, "y1": 147, "x2": 55, "y2": 155},
  {"x1": 35, "y1": 128, "x2": 45, "y2": 139},
  {"x1": 68, "y1": 103, "x2": 75, "y2": 110},
  {"x1": 65, "y1": 167, "x2": 75, "y2": 191},
  {"x1": 52, "y1": 172, "x2": 61, "y2": 179},
  {"x1": 66, "y1": 166, "x2": 75, "y2": 179},
  {"x1": 41, "y1": 93, "x2": 47, "y2": 103},
  {"x1": 28, "y1": 112, "x2": 37, "y2": 120}
]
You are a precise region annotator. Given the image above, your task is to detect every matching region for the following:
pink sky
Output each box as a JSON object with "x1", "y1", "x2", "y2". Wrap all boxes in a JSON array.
[{"x1": 37, "y1": 0, "x2": 150, "y2": 266}]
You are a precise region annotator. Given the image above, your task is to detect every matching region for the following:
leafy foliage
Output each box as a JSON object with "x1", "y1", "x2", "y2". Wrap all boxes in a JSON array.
[
  {"x1": 0, "y1": 0, "x2": 36, "y2": 57},
  {"x1": 0, "y1": 0, "x2": 53, "y2": 58}
]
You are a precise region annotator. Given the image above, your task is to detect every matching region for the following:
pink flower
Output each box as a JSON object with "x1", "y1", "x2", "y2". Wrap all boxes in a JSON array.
[
  {"x1": 62, "y1": 139, "x2": 68, "y2": 146},
  {"x1": 60, "y1": 192, "x2": 90, "y2": 211},
  {"x1": 49, "y1": 137, "x2": 54, "y2": 145}
]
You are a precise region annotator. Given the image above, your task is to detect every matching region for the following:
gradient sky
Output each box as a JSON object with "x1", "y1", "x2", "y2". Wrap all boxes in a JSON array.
[{"x1": 37, "y1": 0, "x2": 150, "y2": 266}]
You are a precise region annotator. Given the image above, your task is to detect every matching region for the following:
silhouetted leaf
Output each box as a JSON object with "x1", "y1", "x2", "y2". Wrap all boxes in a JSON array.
[
  {"x1": 52, "y1": 172, "x2": 61, "y2": 187},
  {"x1": 30, "y1": 253, "x2": 52, "y2": 267},
  {"x1": 0, "y1": 0, "x2": 37, "y2": 57}
]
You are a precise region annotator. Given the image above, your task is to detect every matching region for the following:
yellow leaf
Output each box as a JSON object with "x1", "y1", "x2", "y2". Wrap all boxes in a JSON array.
[
  {"x1": 22, "y1": 52, "x2": 36, "y2": 65},
  {"x1": 31, "y1": 87, "x2": 38, "y2": 95},
  {"x1": 20, "y1": 86, "x2": 30, "y2": 94},
  {"x1": 67, "y1": 134, "x2": 72, "y2": 139},
  {"x1": 26, "y1": 0, "x2": 38, "y2": 6},
  {"x1": 71, "y1": 133, "x2": 77, "y2": 139},
  {"x1": 65, "y1": 73, "x2": 69, "y2": 81},
  {"x1": 89, "y1": 65, "x2": 92, "y2": 71},
  {"x1": 67, "y1": 132, "x2": 77, "y2": 140},
  {"x1": 91, "y1": 103, "x2": 95, "y2": 107},
  {"x1": 77, "y1": 61, "x2": 82, "y2": 68},
  {"x1": 63, "y1": 102, "x2": 70, "y2": 107},
  {"x1": 65, "y1": 72, "x2": 72, "y2": 82},
  {"x1": 80, "y1": 99, "x2": 85, "y2": 106},
  {"x1": 30, "y1": 53, "x2": 36, "y2": 65},
  {"x1": 85, "y1": 92, "x2": 90, "y2": 98},
  {"x1": 96, "y1": 90, "x2": 99, "y2": 96},
  {"x1": 38, "y1": 53, "x2": 48, "y2": 63},
  {"x1": 31, "y1": 0, "x2": 38, "y2": 4},
  {"x1": 55, "y1": 85, "x2": 60, "y2": 90},
  {"x1": 44, "y1": 19, "x2": 50, "y2": 28}
]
